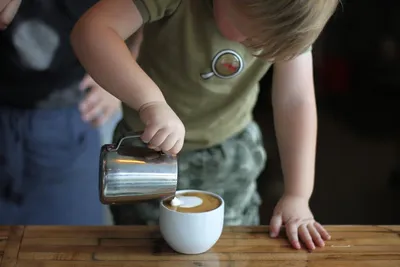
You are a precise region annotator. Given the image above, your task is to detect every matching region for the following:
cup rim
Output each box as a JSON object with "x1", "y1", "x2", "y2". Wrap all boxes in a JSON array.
[{"x1": 160, "y1": 189, "x2": 224, "y2": 215}]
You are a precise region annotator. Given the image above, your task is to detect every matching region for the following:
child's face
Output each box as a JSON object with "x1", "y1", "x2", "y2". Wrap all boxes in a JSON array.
[{"x1": 213, "y1": 0, "x2": 251, "y2": 43}]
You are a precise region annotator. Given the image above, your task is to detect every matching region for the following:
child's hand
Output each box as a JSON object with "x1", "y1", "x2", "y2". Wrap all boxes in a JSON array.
[
  {"x1": 139, "y1": 101, "x2": 185, "y2": 155},
  {"x1": 269, "y1": 194, "x2": 331, "y2": 251}
]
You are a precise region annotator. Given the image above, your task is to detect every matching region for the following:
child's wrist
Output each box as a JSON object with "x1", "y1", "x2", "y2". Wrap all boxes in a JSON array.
[
  {"x1": 282, "y1": 190, "x2": 312, "y2": 201},
  {"x1": 138, "y1": 100, "x2": 167, "y2": 113}
]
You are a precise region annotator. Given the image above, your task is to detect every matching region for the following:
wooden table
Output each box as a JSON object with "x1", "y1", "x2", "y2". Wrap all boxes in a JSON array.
[{"x1": 0, "y1": 225, "x2": 399, "y2": 267}]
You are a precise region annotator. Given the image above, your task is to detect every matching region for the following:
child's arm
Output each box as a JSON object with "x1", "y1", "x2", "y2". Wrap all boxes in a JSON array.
[
  {"x1": 71, "y1": 0, "x2": 184, "y2": 154},
  {"x1": 71, "y1": 0, "x2": 155, "y2": 108},
  {"x1": 273, "y1": 51, "x2": 317, "y2": 200},
  {"x1": 126, "y1": 26, "x2": 143, "y2": 60},
  {"x1": 268, "y1": 51, "x2": 330, "y2": 250}
]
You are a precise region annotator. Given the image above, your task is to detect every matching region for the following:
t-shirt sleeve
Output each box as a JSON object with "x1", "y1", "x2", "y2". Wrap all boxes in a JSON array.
[{"x1": 133, "y1": 0, "x2": 182, "y2": 23}]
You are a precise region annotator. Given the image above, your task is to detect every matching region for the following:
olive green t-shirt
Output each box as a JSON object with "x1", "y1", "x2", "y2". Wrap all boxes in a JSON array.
[{"x1": 124, "y1": 0, "x2": 277, "y2": 150}]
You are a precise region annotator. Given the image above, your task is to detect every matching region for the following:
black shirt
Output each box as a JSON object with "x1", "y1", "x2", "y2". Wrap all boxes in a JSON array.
[{"x1": 0, "y1": 0, "x2": 97, "y2": 109}]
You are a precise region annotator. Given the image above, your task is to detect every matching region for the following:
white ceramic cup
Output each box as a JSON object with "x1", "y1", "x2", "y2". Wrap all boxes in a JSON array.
[{"x1": 159, "y1": 189, "x2": 225, "y2": 254}]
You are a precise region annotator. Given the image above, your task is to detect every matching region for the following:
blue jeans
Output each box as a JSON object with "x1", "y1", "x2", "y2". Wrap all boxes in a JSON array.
[{"x1": 0, "y1": 106, "x2": 105, "y2": 225}]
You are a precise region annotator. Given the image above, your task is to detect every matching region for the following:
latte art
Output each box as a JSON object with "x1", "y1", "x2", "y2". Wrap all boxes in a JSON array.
[
  {"x1": 163, "y1": 192, "x2": 221, "y2": 213},
  {"x1": 172, "y1": 196, "x2": 203, "y2": 208}
]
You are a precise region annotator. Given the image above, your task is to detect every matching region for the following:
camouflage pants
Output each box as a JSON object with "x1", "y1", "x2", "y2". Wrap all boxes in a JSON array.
[{"x1": 110, "y1": 121, "x2": 267, "y2": 226}]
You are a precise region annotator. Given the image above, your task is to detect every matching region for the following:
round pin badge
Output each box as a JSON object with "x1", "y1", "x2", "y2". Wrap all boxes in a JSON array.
[{"x1": 201, "y1": 49, "x2": 244, "y2": 80}]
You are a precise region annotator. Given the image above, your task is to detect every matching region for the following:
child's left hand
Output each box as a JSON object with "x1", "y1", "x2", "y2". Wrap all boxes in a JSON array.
[{"x1": 269, "y1": 194, "x2": 331, "y2": 251}]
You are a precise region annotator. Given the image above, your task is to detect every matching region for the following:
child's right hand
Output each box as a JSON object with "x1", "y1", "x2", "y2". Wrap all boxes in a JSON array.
[{"x1": 139, "y1": 101, "x2": 185, "y2": 155}]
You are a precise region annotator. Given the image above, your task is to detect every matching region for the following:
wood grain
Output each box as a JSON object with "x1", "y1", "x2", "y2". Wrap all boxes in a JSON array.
[
  {"x1": 1, "y1": 226, "x2": 23, "y2": 267},
  {"x1": 0, "y1": 226, "x2": 9, "y2": 266},
  {"x1": 0, "y1": 225, "x2": 398, "y2": 267}
]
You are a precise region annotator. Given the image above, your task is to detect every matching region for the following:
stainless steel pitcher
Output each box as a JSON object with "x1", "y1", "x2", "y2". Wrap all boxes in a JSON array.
[{"x1": 99, "y1": 132, "x2": 178, "y2": 205}]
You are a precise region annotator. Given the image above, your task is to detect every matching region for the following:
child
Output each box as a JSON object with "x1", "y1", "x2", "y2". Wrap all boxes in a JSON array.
[{"x1": 71, "y1": 0, "x2": 338, "y2": 250}]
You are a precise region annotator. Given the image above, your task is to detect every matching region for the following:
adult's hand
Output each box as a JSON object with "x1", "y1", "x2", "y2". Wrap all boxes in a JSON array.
[
  {"x1": 0, "y1": 0, "x2": 21, "y2": 30},
  {"x1": 79, "y1": 74, "x2": 121, "y2": 127}
]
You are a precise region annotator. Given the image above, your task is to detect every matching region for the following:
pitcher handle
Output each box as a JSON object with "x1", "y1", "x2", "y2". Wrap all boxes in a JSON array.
[{"x1": 113, "y1": 131, "x2": 144, "y2": 151}]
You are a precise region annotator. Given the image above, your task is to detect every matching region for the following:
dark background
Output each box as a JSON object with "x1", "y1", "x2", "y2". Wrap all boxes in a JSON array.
[{"x1": 254, "y1": 1, "x2": 400, "y2": 225}]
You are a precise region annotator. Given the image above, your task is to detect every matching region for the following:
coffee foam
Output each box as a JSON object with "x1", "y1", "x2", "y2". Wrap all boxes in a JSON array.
[
  {"x1": 172, "y1": 196, "x2": 203, "y2": 208},
  {"x1": 171, "y1": 196, "x2": 181, "y2": 206}
]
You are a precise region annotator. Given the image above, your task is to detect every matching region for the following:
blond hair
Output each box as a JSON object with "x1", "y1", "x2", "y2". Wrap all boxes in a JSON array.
[{"x1": 235, "y1": 0, "x2": 340, "y2": 61}]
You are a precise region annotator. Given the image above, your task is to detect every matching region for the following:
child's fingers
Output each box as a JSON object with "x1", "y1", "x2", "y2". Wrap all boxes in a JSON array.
[
  {"x1": 286, "y1": 222, "x2": 301, "y2": 250},
  {"x1": 269, "y1": 214, "x2": 282, "y2": 238},
  {"x1": 149, "y1": 129, "x2": 169, "y2": 148},
  {"x1": 308, "y1": 223, "x2": 324, "y2": 247},
  {"x1": 159, "y1": 134, "x2": 177, "y2": 153},
  {"x1": 148, "y1": 145, "x2": 161, "y2": 152},
  {"x1": 299, "y1": 224, "x2": 315, "y2": 250},
  {"x1": 314, "y1": 222, "x2": 331, "y2": 240},
  {"x1": 169, "y1": 139, "x2": 183, "y2": 155},
  {"x1": 141, "y1": 125, "x2": 159, "y2": 144}
]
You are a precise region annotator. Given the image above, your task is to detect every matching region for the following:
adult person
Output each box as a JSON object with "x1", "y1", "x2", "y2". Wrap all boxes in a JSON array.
[{"x1": 0, "y1": 0, "x2": 121, "y2": 225}]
